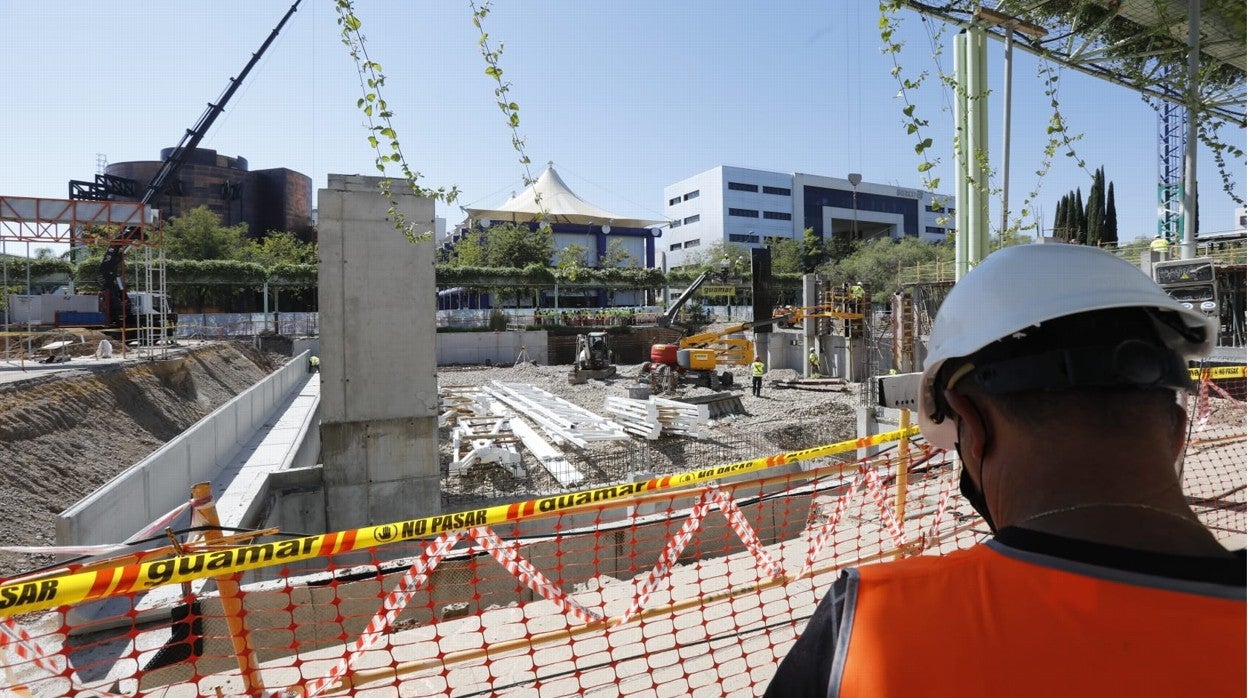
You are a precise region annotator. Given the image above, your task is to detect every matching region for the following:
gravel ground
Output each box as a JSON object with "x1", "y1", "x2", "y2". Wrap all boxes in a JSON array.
[{"x1": 437, "y1": 359, "x2": 866, "y2": 509}]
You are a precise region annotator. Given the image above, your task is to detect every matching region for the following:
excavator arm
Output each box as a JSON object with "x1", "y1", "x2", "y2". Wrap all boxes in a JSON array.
[
  {"x1": 678, "y1": 314, "x2": 793, "y2": 365},
  {"x1": 658, "y1": 270, "x2": 712, "y2": 327}
]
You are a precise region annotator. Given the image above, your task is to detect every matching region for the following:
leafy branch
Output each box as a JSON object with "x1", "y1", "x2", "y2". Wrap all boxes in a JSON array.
[
  {"x1": 334, "y1": 1, "x2": 459, "y2": 242},
  {"x1": 469, "y1": 1, "x2": 548, "y2": 222},
  {"x1": 1005, "y1": 57, "x2": 1077, "y2": 239},
  {"x1": 1196, "y1": 117, "x2": 1245, "y2": 206},
  {"x1": 879, "y1": 1, "x2": 941, "y2": 193}
]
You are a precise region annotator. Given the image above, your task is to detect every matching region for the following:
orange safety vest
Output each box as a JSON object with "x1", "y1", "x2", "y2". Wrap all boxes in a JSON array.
[{"x1": 832, "y1": 542, "x2": 1245, "y2": 697}]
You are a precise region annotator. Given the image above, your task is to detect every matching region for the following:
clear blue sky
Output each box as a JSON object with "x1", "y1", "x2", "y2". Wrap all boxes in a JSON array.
[{"x1": 1, "y1": 0, "x2": 1243, "y2": 254}]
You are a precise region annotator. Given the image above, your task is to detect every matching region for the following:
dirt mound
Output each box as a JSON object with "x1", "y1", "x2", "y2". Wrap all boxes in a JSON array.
[{"x1": 0, "y1": 342, "x2": 281, "y2": 577}]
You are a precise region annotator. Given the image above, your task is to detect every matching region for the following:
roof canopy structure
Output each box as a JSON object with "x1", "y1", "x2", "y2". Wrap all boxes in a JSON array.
[
  {"x1": 464, "y1": 164, "x2": 665, "y2": 229},
  {"x1": 906, "y1": 0, "x2": 1246, "y2": 125}
]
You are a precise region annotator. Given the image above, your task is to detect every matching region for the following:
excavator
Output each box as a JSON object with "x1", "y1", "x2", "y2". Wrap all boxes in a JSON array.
[
  {"x1": 69, "y1": 1, "x2": 302, "y2": 333},
  {"x1": 568, "y1": 331, "x2": 616, "y2": 384}
]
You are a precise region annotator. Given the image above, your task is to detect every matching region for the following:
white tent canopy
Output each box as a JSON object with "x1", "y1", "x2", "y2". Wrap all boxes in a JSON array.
[{"x1": 463, "y1": 163, "x2": 664, "y2": 229}]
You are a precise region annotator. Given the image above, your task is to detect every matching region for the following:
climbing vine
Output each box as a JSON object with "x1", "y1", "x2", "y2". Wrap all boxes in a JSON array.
[
  {"x1": 879, "y1": 1, "x2": 941, "y2": 194},
  {"x1": 1196, "y1": 118, "x2": 1245, "y2": 206},
  {"x1": 1005, "y1": 56, "x2": 1086, "y2": 238},
  {"x1": 334, "y1": 1, "x2": 459, "y2": 242},
  {"x1": 469, "y1": 0, "x2": 548, "y2": 222}
]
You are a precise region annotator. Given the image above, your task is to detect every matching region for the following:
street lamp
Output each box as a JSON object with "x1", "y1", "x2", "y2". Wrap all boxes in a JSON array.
[{"x1": 847, "y1": 173, "x2": 862, "y2": 241}]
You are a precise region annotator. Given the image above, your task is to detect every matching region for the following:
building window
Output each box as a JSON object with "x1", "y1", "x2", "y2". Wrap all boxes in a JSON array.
[
  {"x1": 727, "y1": 181, "x2": 759, "y2": 192},
  {"x1": 764, "y1": 235, "x2": 788, "y2": 245},
  {"x1": 925, "y1": 226, "x2": 944, "y2": 235},
  {"x1": 683, "y1": 190, "x2": 700, "y2": 201},
  {"x1": 763, "y1": 211, "x2": 792, "y2": 221},
  {"x1": 763, "y1": 186, "x2": 791, "y2": 196},
  {"x1": 669, "y1": 242, "x2": 682, "y2": 251},
  {"x1": 728, "y1": 208, "x2": 759, "y2": 218},
  {"x1": 670, "y1": 219, "x2": 682, "y2": 228},
  {"x1": 668, "y1": 196, "x2": 681, "y2": 206},
  {"x1": 683, "y1": 214, "x2": 700, "y2": 224},
  {"x1": 684, "y1": 239, "x2": 701, "y2": 249},
  {"x1": 728, "y1": 233, "x2": 760, "y2": 244}
]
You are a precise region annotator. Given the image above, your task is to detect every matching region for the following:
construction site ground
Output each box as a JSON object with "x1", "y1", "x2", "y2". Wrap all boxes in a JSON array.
[
  {"x1": 0, "y1": 335, "x2": 865, "y2": 580},
  {"x1": 0, "y1": 340, "x2": 283, "y2": 577},
  {"x1": 0, "y1": 336, "x2": 1243, "y2": 696}
]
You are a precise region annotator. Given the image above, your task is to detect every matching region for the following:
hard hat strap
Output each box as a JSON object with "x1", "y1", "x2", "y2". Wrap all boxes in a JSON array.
[{"x1": 967, "y1": 341, "x2": 1192, "y2": 395}]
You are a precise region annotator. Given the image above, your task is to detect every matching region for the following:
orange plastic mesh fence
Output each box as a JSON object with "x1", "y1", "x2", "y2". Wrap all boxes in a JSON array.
[{"x1": 0, "y1": 379, "x2": 1243, "y2": 697}]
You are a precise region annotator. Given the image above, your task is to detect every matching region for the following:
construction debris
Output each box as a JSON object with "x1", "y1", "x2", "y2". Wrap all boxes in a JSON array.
[
  {"x1": 670, "y1": 392, "x2": 746, "y2": 419},
  {"x1": 603, "y1": 395, "x2": 710, "y2": 440},
  {"x1": 449, "y1": 417, "x2": 523, "y2": 478},
  {"x1": 439, "y1": 386, "x2": 584, "y2": 487},
  {"x1": 485, "y1": 381, "x2": 629, "y2": 449}
]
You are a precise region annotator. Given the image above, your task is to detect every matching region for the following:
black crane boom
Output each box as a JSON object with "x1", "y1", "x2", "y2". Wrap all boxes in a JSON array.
[{"x1": 98, "y1": 0, "x2": 302, "y2": 327}]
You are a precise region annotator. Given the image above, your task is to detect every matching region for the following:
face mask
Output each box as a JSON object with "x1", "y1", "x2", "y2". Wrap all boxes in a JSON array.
[
  {"x1": 958, "y1": 460, "x2": 997, "y2": 534},
  {"x1": 955, "y1": 418, "x2": 997, "y2": 534}
]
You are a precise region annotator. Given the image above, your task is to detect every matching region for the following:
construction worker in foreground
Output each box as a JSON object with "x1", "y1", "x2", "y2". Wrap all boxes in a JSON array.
[
  {"x1": 766, "y1": 244, "x2": 1244, "y2": 697},
  {"x1": 750, "y1": 355, "x2": 766, "y2": 397},
  {"x1": 308, "y1": 354, "x2": 320, "y2": 373},
  {"x1": 1150, "y1": 232, "x2": 1170, "y2": 260},
  {"x1": 807, "y1": 348, "x2": 820, "y2": 377}
]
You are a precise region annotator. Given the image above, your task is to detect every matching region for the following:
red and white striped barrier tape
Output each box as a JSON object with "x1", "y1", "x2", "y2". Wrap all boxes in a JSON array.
[
  {"x1": 299, "y1": 530, "x2": 465, "y2": 698},
  {"x1": 801, "y1": 474, "x2": 860, "y2": 573},
  {"x1": 923, "y1": 477, "x2": 957, "y2": 544},
  {"x1": 617, "y1": 490, "x2": 714, "y2": 625},
  {"x1": 0, "y1": 617, "x2": 122, "y2": 697},
  {"x1": 859, "y1": 465, "x2": 908, "y2": 551},
  {"x1": 469, "y1": 527, "x2": 604, "y2": 625},
  {"x1": 706, "y1": 486, "x2": 783, "y2": 579},
  {"x1": 1193, "y1": 377, "x2": 1213, "y2": 432}
]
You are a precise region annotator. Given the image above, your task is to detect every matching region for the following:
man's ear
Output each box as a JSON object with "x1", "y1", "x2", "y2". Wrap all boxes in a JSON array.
[{"x1": 944, "y1": 390, "x2": 989, "y2": 459}]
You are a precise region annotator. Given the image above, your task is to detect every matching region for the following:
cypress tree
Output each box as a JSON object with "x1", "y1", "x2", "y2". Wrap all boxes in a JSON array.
[
  {"x1": 1104, "y1": 181, "x2": 1118, "y2": 245},
  {"x1": 1053, "y1": 196, "x2": 1063, "y2": 238},
  {"x1": 1085, "y1": 168, "x2": 1105, "y2": 247},
  {"x1": 1074, "y1": 188, "x2": 1086, "y2": 244}
]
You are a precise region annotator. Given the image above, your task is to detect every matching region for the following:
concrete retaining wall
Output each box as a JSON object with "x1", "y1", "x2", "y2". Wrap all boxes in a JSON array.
[
  {"x1": 436, "y1": 330, "x2": 548, "y2": 366},
  {"x1": 56, "y1": 352, "x2": 313, "y2": 547}
]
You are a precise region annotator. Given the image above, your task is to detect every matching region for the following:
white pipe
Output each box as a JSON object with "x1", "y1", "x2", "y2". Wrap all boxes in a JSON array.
[
  {"x1": 1000, "y1": 30, "x2": 1014, "y2": 240},
  {"x1": 1180, "y1": 0, "x2": 1200, "y2": 261}
]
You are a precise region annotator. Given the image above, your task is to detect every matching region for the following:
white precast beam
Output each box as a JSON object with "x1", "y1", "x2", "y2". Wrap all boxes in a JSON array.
[{"x1": 476, "y1": 391, "x2": 584, "y2": 488}]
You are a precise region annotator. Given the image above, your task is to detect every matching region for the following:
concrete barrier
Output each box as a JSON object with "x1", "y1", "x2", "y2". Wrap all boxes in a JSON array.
[
  {"x1": 436, "y1": 330, "x2": 547, "y2": 366},
  {"x1": 56, "y1": 351, "x2": 314, "y2": 547}
]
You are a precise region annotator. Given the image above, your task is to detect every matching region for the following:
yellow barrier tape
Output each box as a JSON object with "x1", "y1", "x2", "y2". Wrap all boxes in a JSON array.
[
  {"x1": 1189, "y1": 365, "x2": 1247, "y2": 380},
  {"x1": 0, "y1": 426, "x2": 918, "y2": 617}
]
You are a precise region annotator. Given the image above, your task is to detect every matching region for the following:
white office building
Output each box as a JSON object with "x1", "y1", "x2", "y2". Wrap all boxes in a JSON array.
[{"x1": 661, "y1": 165, "x2": 953, "y2": 269}]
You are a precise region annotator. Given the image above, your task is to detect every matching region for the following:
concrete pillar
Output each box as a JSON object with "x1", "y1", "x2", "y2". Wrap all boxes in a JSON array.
[
  {"x1": 317, "y1": 174, "x2": 441, "y2": 531},
  {"x1": 802, "y1": 274, "x2": 819, "y2": 377}
]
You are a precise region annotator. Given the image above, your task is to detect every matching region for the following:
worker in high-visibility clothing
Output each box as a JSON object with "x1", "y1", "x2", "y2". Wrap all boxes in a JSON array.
[
  {"x1": 807, "y1": 348, "x2": 820, "y2": 377},
  {"x1": 750, "y1": 355, "x2": 766, "y2": 397},
  {"x1": 1150, "y1": 233, "x2": 1170, "y2": 260},
  {"x1": 766, "y1": 244, "x2": 1244, "y2": 698},
  {"x1": 308, "y1": 355, "x2": 320, "y2": 373}
]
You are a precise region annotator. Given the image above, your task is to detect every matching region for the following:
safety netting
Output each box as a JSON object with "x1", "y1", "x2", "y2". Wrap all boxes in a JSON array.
[{"x1": 1, "y1": 373, "x2": 1243, "y2": 697}]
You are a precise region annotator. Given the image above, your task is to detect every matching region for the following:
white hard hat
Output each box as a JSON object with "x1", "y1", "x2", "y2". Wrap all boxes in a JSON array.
[{"x1": 918, "y1": 244, "x2": 1214, "y2": 451}]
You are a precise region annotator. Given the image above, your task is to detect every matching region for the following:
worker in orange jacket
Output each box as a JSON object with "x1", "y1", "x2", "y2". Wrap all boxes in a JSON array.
[{"x1": 766, "y1": 244, "x2": 1245, "y2": 697}]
